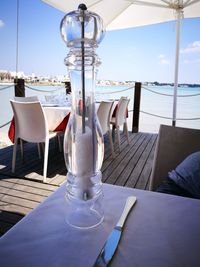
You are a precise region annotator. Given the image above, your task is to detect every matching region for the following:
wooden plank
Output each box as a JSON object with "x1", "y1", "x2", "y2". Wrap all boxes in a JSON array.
[
  {"x1": 25, "y1": 149, "x2": 66, "y2": 182},
  {"x1": 0, "y1": 141, "x2": 64, "y2": 182},
  {"x1": 11, "y1": 183, "x2": 52, "y2": 197},
  {"x1": 0, "y1": 201, "x2": 32, "y2": 215},
  {"x1": 101, "y1": 134, "x2": 140, "y2": 172},
  {"x1": 103, "y1": 132, "x2": 129, "y2": 160},
  {"x1": 47, "y1": 174, "x2": 66, "y2": 186},
  {"x1": 125, "y1": 134, "x2": 156, "y2": 188},
  {"x1": 135, "y1": 135, "x2": 157, "y2": 190},
  {"x1": 113, "y1": 134, "x2": 152, "y2": 186},
  {"x1": 0, "y1": 132, "x2": 157, "y2": 190},
  {"x1": 0, "y1": 188, "x2": 46, "y2": 203},
  {"x1": 0, "y1": 194, "x2": 41, "y2": 209},
  {"x1": 103, "y1": 133, "x2": 147, "y2": 185},
  {"x1": 0, "y1": 176, "x2": 58, "y2": 191},
  {"x1": 102, "y1": 133, "x2": 144, "y2": 183},
  {"x1": 102, "y1": 133, "x2": 142, "y2": 177}
]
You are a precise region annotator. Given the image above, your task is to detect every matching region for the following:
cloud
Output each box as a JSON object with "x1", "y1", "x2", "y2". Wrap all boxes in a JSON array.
[
  {"x1": 158, "y1": 54, "x2": 170, "y2": 65},
  {"x1": 180, "y1": 41, "x2": 200, "y2": 54},
  {"x1": 0, "y1": 19, "x2": 5, "y2": 28},
  {"x1": 183, "y1": 58, "x2": 200, "y2": 64}
]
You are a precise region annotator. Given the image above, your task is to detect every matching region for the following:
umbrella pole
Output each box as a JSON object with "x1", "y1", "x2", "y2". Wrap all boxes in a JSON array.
[
  {"x1": 172, "y1": 9, "x2": 182, "y2": 127},
  {"x1": 16, "y1": 0, "x2": 19, "y2": 79}
]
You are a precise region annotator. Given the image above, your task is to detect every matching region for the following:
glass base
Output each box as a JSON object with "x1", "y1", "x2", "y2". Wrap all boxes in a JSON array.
[{"x1": 65, "y1": 193, "x2": 104, "y2": 229}]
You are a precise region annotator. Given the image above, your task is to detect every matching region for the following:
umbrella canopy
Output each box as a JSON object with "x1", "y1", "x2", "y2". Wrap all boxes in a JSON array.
[
  {"x1": 42, "y1": 0, "x2": 200, "y2": 125},
  {"x1": 42, "y1": 0, "x2": 200, "y2": 29}
]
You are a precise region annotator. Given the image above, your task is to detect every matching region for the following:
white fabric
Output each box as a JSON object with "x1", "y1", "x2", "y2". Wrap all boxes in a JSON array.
[
  {"x1": 42, "y1": 0, "x2": 200, "y2": 30},
  {"x1": 0, "y1": 183, "x2": 200, "y2": 267},
  {"x1": 43, "y1": 106, "x2": 71, "y2": 131},
  {"x1": 43, "y1": 103, "x2": 114, "y2": 132}
]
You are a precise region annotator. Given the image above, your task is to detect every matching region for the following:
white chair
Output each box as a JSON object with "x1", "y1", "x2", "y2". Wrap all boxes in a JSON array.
[
  {"x1": 10, "y1": 100, "x2": 63, "y2": 183},
  {"x1": 97, "y1": 101, "x2": 115, "y2": 157},
  {"x1": 110, "y1": 97, "x2": 130, "y2": 151},
  {"x1": 14, "y1": 96, "x2": 40, "y2": 158},
  {"x1": 149, "y1": 124, "x2": 200, "y2": 191},
  {"x1": 14, "y1": 95, "x2": 63, "y2": 157},
  {"x1": 14, "y1": 96, "x2": 39, "y2": 102}
]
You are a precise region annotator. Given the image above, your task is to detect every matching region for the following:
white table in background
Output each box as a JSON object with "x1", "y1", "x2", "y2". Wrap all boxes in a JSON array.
[{"x1": 43, "y1": 106, "x2": 71, "y2": 131}]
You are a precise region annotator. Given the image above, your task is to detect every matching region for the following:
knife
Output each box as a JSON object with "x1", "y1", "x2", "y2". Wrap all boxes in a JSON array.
[{"x1": 93, "y1": 196, "x2": 137, "y2": 267}]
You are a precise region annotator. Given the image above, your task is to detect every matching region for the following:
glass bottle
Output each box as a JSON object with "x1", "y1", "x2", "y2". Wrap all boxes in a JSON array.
[{"x1": 60, "y1": 4, "x2": 105, "y2": 228}]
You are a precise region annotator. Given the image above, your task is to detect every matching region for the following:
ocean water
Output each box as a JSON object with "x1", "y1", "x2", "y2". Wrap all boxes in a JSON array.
[{"x1": 0, "y1": 83, "x2": 200, "y2": 140}]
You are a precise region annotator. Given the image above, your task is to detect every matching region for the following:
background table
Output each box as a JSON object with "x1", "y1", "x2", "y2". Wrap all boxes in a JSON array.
[
  {"x1": 0, "y1": 183, "x2": 199, "y2": 267},
  {"x1": 43, "y1": 106, "x2": 71, "y2": 131}
]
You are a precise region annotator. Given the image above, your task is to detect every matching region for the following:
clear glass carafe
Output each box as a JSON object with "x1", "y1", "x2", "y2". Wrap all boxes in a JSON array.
[{"x1": 60, "y1": 4, "x2": 105, "y2": 228}]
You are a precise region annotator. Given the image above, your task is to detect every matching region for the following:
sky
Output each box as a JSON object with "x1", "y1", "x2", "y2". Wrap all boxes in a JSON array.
[{"x1": 0, "y1": 0, "x2": 200, "y2": 84}]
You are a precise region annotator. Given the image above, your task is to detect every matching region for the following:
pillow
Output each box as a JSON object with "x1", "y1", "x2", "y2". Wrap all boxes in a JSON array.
[{"x1": 168, "y1": 151, "x2": 200, "y2": 199}]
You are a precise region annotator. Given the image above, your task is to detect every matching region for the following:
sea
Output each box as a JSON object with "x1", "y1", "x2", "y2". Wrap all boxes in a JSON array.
[{"x1": 0, "y1": 83, "x2": 200, "y2": 144}]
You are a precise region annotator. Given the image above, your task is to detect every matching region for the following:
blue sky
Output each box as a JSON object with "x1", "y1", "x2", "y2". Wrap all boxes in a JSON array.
[{"x1": 0, "y1": 0, "x2": 200, "y2": 84}]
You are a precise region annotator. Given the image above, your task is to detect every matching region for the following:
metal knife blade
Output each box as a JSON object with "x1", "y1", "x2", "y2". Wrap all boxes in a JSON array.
[{"x1": 93, "y1": 196, "x2": 137, "y2": 267}]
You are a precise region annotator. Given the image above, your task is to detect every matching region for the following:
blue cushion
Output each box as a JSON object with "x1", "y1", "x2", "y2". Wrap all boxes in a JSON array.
[{"x1": 168, "y1": 151, "x2": 200, "y2": 199}]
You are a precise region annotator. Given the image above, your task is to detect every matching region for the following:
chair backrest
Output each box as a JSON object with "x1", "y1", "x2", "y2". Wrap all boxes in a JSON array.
[
  {"x1": 149, "y1": 124, "x2": 200, "y2": 191},
  {"x1": 115, "y1": 97, "x2": 130, "y2": 126},
  {"x1": 10, "y1": 100, "x2": 48, "y2": 143},
  {"x1": 14, "y1": 96, "x2": 39, "y2": 102},
  {"x1": 97, "y1": 101, "x2": 114, "y2": 135}
]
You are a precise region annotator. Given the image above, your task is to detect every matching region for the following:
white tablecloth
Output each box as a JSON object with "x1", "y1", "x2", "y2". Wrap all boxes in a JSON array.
[
  {"x1": 43, "y1": 101, "x2": 118, "y2": 132},
  {"x1": 43, "y1": 106, "x2": 71, "y2": 131},
  {"x1": 0, "y1": 183, "x2": 200, "y2": 267}
]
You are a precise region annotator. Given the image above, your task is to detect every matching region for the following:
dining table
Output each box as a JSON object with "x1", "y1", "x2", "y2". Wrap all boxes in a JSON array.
[
  {"x1": 0, "y1": 183, "x2": 199, "y2": 267},
  {"x1": 42, "y1": 105, "x2": 71, "y2": 131}
]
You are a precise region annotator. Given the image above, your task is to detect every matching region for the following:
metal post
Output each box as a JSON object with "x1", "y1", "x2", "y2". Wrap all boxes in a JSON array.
[
  {"x1": 65, "y1": 81, "x2": 71, "y2": 94},
  {"x1": 172, "y1": 9, "x2": 182, "y2": 127},
  {"x1": 14, "y1": 78, "x2": 25, "y2": 97},
  {"x1": 132, "y1": 82, "x2": 141, "y2": 133}
]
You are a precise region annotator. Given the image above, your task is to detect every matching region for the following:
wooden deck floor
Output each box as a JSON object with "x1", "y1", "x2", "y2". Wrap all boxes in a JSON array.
[{"x1": 0, "y1": 131, "x2": 157, "y2": 236}]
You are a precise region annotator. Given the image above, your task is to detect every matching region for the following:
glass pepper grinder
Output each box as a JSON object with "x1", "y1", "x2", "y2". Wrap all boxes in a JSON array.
[{"x1": 60, "y1": 4, "x2": 105, "y2": 228}]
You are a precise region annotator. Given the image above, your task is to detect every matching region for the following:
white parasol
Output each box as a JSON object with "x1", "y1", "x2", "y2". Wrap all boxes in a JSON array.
[{"x1": 42, "y1": 0, "x2": 200, "y2": 125}]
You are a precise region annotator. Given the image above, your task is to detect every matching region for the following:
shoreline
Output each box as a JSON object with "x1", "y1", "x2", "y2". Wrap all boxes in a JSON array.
[
  {"x1": 1, "y1": 81, "x2": 200, "y2": 88},
  {"x1": 0, "y1": 82, "x2": 65, "y2": 86}
]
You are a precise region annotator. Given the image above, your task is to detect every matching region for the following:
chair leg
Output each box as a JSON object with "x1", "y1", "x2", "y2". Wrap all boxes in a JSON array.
[
  {"x1": 116, "y1": 126, "x2": 121, "y2": 152},
  {"x1": 43, "y1": 139, "x2": 49, "y2": 183},
  {"x1": 57, "y1": 134, "x2": 62, "y2": 152},
  {"x1": 37, "y1": 143, "x2": 41, "y2": 159},
  {"x1": 41, "y1": 143, "x2": 45, "y2": 154},
  {"x1": 20, "y1": 139, "x2": 24, "y2": 160},
  {"x1": 12, "y1": 138, "x2": 18, "y2": 173},
  {"x1": 112, "y1": 125, "x2": 116, "y2": 142},
  {"x1": 108, "y1": 129, "x2": 115, "y2": 158},
  {"x1": 124, "y1": 122, "x2": 129, "y2": 144}
]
